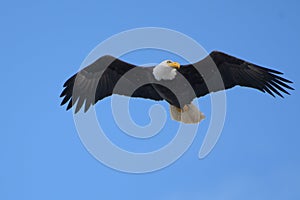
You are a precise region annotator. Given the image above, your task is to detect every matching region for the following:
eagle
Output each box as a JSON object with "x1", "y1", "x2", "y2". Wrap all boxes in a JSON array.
[{"x1": 60, "y1": 51, "x2": 293, "y2": 124}]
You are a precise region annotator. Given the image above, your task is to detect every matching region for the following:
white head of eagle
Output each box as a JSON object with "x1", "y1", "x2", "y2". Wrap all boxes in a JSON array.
[{"x1": 152, "y1": 60, "x2": 180, "y2": 81}]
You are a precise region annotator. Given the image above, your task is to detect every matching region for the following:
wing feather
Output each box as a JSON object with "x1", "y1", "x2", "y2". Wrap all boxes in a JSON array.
[
  {"x1": 178, "y1": 51, "x2": 294, "y2": 98},
  {"x1": 60, "y1": 55, "x2": 163, "y2": 113}
]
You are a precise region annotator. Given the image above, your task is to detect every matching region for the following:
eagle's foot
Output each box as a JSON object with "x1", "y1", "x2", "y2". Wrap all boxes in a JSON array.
[
  {"x1": 176, "y1": 105, "x2": 189, "y2": 113},
  {"x1": 176, "y1": 107, "x2": 182, "y2": 113}
]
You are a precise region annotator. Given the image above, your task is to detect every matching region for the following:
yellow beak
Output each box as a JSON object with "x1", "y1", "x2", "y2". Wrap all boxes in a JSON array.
[{"x1": 168, "y1": 62, "x2": 180, "y2": 69}]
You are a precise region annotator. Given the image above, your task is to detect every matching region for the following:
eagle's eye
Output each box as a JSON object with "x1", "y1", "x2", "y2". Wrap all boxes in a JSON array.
[{"x1": 166, "y1": 60, "x2": 172, "y2": 64}]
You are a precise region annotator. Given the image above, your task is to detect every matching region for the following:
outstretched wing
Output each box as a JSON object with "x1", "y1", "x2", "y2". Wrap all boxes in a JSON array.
[
  {"x1": 178, "y1": 51, "x2": 294, "y2": 97},
  {"x1": 60, "y1": 55, "x2": 163, "y2": 113}
]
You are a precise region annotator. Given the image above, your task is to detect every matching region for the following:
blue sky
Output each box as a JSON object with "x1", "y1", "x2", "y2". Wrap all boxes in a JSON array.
[{"x1": 1, "y1": 0, "x2": 300, "y2": 199}]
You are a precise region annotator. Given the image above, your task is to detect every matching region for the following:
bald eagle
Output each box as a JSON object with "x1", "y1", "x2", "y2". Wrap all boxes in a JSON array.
[{"x1": 60, "y1": 51, "x2": 293, "y2": 124}]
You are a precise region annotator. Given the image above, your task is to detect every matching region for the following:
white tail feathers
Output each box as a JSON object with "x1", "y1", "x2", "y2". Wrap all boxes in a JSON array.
[{"x1": 170, "y1": 103, "x2": 205, "y2": 124}]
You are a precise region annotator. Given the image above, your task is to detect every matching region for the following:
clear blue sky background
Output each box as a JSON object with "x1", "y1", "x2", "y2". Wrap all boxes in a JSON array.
[{"x1": 1, "y1": 0, "x2": 300, "y2": 199}]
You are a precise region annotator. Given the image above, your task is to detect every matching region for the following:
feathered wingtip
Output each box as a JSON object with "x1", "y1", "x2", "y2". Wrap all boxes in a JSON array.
[
  {"x1": 250, "y1": 65, "x2": 295, "y2": 98},
  {"x1": 60, "y1": 74, "x2": 78, "y2": 111}
]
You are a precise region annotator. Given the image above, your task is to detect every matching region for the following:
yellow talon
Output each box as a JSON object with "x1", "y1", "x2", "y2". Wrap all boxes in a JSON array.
[
  {"x1": 176, "y1": 107, "x2": 182, "y2": 113},
  {"x1": 175, "y1": 105, "x2": 189, "y2": 113}
]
